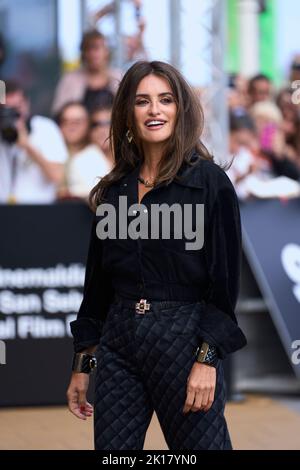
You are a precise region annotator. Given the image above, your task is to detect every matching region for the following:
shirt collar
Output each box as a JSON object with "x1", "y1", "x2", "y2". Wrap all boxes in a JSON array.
[{"x1": 119, "y1": 151, "x2": 204, "y2": 192}]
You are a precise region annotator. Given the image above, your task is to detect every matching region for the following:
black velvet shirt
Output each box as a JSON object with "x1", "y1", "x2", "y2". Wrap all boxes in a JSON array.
[{"x1": 70, "y1": 152, "x2": 247, "y2": 357}]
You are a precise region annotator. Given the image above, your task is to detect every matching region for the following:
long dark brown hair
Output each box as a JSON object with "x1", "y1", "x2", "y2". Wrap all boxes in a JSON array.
[{"x1": 89, "y1": 60, "x2": 213, "y2": 210}]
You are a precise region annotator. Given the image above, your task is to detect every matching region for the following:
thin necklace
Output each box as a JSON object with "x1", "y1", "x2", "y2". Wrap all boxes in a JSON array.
[{"x1": 138, "y1": 175, "x2": 155, "y2": 188}]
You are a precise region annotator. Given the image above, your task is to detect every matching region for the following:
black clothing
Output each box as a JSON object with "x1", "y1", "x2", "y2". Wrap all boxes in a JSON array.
[
  {"x1": 70, "y1": 152, "x2": 247, "y2": 358},
  {"x1": 82, "y1": 86, "x2": 114, "y2": 113},
  {"x1": 262, "y1": 149, "x2": 300, "y2": 181},
  {"x1": 94, "y1": 299, "x2": 231, "y2": 450}
]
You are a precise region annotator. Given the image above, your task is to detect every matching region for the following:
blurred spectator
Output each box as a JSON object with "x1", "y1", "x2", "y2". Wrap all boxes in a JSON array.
[
  {"x1": 250, "y1": 100, "x2": 282, "y2": 149},
  {"x1": 124, "y1": 16, "x2": 147, "y2": 68},
  {"x1": 227, "y1": 73, "x2": 250, "y2": 114},
  {"x1": 249, "y1": 101, "x2": 300, "y2": 179},
  {"x1": 56, "y1": 102, "x2": 111, "y2": 200},
  {"x1": 249, "y1": 100, "x2": 300, "y2": 172},
  {"x1": 90, "y1": 99, "x2": 114, "y2": 169},
  {"x1": 248, "y1": 74, "x2": 272, "y2": 106},
  {"x1": 289, "y1": 54, "x2": 300, "y2": 84},
  {"x1": 227, "y1": 88, "x2": 247, "y2": 113},
  {"x1": 228, "y1": 110, "x2": 300, "y2": 200},
  {"x1": 0, "y1": 80, "x2": 67, "y2": 204},
  {"x1": 229, "y1": 111, "x2": 258, "y2": 156},
  {"x1": 276, "y1": 88, "x2": 300, "y2": 168},
  {"x1": 91, "y1": 0, "x2": 148, "y2": 68},
  {"x1": 52, "y1": 30, "x2": 122, "y2": 115}
]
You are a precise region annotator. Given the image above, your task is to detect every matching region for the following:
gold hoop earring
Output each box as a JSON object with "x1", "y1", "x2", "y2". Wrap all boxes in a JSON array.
[{"x1": 126, "y1": 129, "x2": 133, "y2": 143}]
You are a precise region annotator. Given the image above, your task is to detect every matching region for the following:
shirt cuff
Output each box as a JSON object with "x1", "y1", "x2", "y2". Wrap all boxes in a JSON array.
[
  {"x1": 197, "y1": 302, "x2": 247, "y2": 359},
  {"x1": 70, "y1": 317, "x2": 104, "y2": 353}
]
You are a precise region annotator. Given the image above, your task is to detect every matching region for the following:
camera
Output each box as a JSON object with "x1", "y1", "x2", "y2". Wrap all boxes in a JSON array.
[{"x1": 0, "y1": 105, "x2": 20, "y2": 144}]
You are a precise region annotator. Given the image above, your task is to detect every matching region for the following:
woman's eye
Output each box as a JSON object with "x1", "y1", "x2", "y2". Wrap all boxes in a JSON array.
[
  {"x1": 135, "y1": 100, "x2": 148, "y2": 106},
  {"x1": 161, "y1": 97, "x2": 173, "y2": 104}
]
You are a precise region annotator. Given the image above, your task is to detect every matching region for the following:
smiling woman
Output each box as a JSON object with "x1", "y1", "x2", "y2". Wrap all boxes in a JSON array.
[
  {"x1": 89, "y1": 60, "x2": 212, "y2": 210},
  {"x1": 67, "y1": 61, "x2": 247, "y2": 451},
  {"x1": 133, "y1": 75, "x2": 177, "y2": 149}
]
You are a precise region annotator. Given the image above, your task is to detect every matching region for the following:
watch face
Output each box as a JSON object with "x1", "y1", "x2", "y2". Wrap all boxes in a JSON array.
[
  {"x1": 195, "y1": 343, "x2": 218, "y2": 366},
  {"x1": 89, "y1": 357, "x2": 97, "y2": 370}
]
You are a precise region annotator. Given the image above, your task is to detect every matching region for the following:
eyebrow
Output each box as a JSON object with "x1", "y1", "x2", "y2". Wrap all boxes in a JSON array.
[{"x1": 135, "y1": 92, "x2": 174, "y2": 98}]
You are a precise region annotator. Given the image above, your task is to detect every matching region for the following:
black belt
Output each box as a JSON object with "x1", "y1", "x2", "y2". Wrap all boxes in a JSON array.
[{"x1": 112, "y1": 294, "x2": 196, "y2": 315}]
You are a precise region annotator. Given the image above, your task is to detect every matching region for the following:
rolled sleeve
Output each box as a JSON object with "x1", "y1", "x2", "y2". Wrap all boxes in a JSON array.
[
  {"x1": 201, "y1": 171, "x2": 247, "y2": 358},
  {"x1": 70, "y1": 215, "x2": 114, "y2": 352}
]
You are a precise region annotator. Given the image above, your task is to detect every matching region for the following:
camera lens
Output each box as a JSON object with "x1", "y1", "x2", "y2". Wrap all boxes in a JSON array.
[{"x1": 0, "y1": 105, "x2": 20, "y2": 144}]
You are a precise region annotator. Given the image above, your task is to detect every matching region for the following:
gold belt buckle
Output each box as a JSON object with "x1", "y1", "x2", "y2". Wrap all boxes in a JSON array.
[{"x1": 135, "y1": 298, "x2": 151, "y2": 314}]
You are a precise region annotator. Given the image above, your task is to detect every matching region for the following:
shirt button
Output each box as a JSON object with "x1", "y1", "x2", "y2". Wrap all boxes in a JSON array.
[
  {"x1": 133, "y1": 210, "x2": 137, "y2": 215},
  {"x1": 123, "y1": 183, "x2": 127, "y2": 187},
  {"x1": 143, "y1": 209, "x2": 148, "y2": 213}
]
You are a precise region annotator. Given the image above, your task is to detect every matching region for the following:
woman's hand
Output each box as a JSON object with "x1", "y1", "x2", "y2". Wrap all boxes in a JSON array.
[
  {"x1": 67, "y1": 372, "x2": 93, "y2": 420},
  {"x1": 182, "y1": 362, "x2": 216, "y2": 414}
]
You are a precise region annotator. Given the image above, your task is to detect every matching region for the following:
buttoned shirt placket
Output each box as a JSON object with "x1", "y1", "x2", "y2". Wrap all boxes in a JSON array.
[{"x1": 118, "y1": 162, "x2": 164, "y2": 302}]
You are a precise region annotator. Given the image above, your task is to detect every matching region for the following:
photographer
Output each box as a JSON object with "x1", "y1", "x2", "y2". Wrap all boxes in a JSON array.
[{"x1": 0, "y1": 80, "x2": 67, "y2": 204}]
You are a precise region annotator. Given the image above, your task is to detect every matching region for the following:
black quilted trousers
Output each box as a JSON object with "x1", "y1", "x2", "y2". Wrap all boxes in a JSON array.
[{"x1": 94, "y1": 299, "x2": 232, "y2": 450}]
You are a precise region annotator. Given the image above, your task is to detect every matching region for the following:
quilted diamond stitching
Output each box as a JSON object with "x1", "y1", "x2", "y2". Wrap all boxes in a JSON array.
[{"x1": 94, "y1": 303, "x2": 232, "y2": 450}]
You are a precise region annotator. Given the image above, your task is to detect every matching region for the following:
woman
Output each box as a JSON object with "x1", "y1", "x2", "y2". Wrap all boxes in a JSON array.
[
  {"x1": 56, "y1": 101, "x2": 111, "y2": 200},
  {"x1": 67, "y1": 61, "x2": 247, "y2": 450},
  {"x1": 52, "y1": 30, "x2": 122, "y2": 115},
  {"x1": 277, "y1": 88, "x2": 300, "y2": 169},
  {"x1": 91, "y1": 0, "x2": 148, "y2": 69},
  {"x1": 228, "y1": 109, "x2": 300, "y2": 200},
  {"x1": 90, "y1": 100, "x2": 114, "y2": 168}
]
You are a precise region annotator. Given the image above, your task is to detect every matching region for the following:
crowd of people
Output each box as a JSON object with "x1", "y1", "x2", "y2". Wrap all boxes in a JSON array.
[
  {"x1": 227, "y1": 64, "x2": 300, "y2": 199},
  {"x1": 0, "y1": 29, "x2": 121, "y2": 204},
  {"x1": 0, "y1": 0, "x2": 147, "y2": 205},
  {"x1": 1, "y1": 17, "x2": 300, "y2": 204}
]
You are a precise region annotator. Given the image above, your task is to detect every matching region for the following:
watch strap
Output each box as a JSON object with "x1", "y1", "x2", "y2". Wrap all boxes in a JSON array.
[
  {"x1": 72, "y1": 352, "x2": 97, "y2": 374},
  {"x1": 195, "y1": 342, "x2": 219, "y2": 367}
]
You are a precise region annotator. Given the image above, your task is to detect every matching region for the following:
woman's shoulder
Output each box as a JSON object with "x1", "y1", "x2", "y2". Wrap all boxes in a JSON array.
[
  {"x1": 185, "y1": 153, "x2": 237, "y2": 196},
  {"x1": 183, "y1": 156, "x2": 240, "y2": 228},
  {"x1": 201, "y1": 157, "x2": 235, "y2": 190}
]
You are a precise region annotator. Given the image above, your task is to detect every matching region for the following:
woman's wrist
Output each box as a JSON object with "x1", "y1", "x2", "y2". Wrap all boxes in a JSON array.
[
  {"x1": 194, "y1": 342, "x2": 219, "y2": 367},
  {"x1": 72, "y1": 352, "x2": 97, "y2": 374}
]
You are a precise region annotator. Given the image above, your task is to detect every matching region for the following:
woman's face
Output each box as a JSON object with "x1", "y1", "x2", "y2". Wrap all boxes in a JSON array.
[
  {"x1": 90, "y1": 109, "x2": 112, "y2": 154},
  {"x1": 83, "y1": 38, "x2": 109, "y2": 71},
  {"x1": 133, "y1": 74, "x2": 177, "y2": 147},
  {"x1": 60, "y1": 105, "x2": 89, "y2": 146}
]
